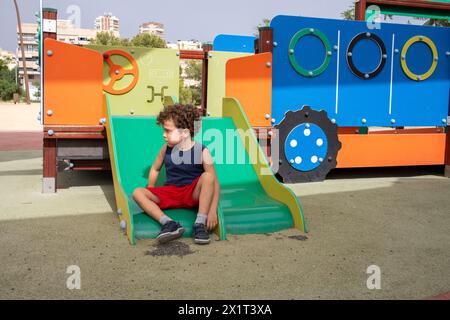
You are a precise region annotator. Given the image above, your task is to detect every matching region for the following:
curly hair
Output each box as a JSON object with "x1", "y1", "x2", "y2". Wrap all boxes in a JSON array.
[{"x1": 156, "y1": 104, "x2": 202, "y2": 137}]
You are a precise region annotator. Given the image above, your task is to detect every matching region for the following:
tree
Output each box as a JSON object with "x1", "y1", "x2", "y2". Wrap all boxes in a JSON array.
[
  {"x1": 178, "y1": 61, "x2": 202, "y2": 106},
  {"x1": 189, "y1": 84, "x2": 201, "y2": 106},
  {"x1": 185, "y1": 60, "x2": 202, "y2": 82},
  {"x1": 0, "y1": 79, "x2": 17, "y2": 101},
  {"x1": 13, "y1": 0, "x2": 30, "y2": 104},
  {"x1": 90, "y1": 32, "x2": 167, "y2": 48},
  {"x1": 0, "y1": 59, "x2": 7, "y2": 71},
  {"x1": 179, "y1": 79, "x2": 193, "y2": 105},
  {"x1": 130, "y1": 33, "x2": 166, "y2": 48},
  {"x1": 417, "y1": 18, "x2": 450, "y2": 27},
  {"x1": 32, "y1": 80, "x2": 40, "y2": 100},
  {"x1": 90, "y1": 31, "x2": 124, "y2": 46},
  {"x1": 254, "y1": 18, "x2": 271, "y2": 36},
  {"x1": 258, "y1": 18, "x2": 271, "y2": 28},
  {"x1": 341, "y1": 3, "x2": 356, "y2": 20},
  {"x1": 0, "y1": 60, "x2": 19, "y2": 101},
  {"x1": 341, "y1": 2, "x2": 393, "y2": 21}
]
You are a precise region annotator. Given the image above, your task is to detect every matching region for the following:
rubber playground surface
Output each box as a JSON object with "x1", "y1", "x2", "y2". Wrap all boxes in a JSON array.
[{"x1": 0, "y1": 103, "x2": 449, "y2": 299}]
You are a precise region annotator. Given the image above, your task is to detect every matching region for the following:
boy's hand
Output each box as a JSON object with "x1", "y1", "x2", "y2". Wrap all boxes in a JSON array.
[{"x1": 207, "y1": 211, "x2": 218, "y2": 231}]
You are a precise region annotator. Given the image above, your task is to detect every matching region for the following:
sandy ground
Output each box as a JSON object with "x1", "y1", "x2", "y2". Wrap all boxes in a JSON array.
[
  {"x1": 0, "y1": 102, "x2": 449, "y2": 299},
  {"x1": 0, "y1": 102, "x2": 42, "y2": 132},
  {"x1": 0, "y1": 150, "x2": 449, "y2": 299}
]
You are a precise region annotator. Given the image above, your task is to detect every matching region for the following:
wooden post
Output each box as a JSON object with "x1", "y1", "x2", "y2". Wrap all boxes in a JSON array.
[
  {"x1": 42, "y1": 8, "x2": 57, "y2": 193},
  {"x1": 43, "y1": 138, "x2": 57, "y2": 193},
  {"x1": 201, "y1": 42, "x2": 212, "y2": 116},
  {"x1": 355, "y1": 0, "x2": 367, "y2": 21},
  {"x1": 258, "y1": 27, "x2": 273, "y2": 54},
  {"x1": 257, "y1": 27, "x2": 274, "y2": 160},
  {"x1": 42, "y1": 8, "x2": 57, "y2": 40}
]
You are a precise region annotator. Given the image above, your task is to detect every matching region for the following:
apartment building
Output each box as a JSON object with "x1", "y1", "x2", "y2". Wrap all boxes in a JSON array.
[
  {"x1": 16, "y1": 21, "x2": 97, "y2": 90},
  {"x1": 95, "y1": 13, "x2": 120, "y2": 37},
  {"x1": 139, "y1": 22, "x2": 164, "y2": 38}
]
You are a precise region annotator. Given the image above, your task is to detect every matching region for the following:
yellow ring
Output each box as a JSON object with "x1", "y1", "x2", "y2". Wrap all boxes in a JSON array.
[{"x1": 401, "y1": 35, "x2": 438, "y2": 81}]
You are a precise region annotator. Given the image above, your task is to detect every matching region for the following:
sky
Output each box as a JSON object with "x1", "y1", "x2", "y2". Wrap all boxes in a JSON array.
[{"x1": 0, "y1": 0, "x2": 356, "y2": 52}]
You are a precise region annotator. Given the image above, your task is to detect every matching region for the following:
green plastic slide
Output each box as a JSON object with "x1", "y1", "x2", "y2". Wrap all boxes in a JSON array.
[{"x1": 105, "y1": 96, "x2": 306, "y2": 244}]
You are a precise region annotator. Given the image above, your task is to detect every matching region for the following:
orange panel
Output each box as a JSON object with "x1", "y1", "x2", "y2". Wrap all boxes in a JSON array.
[
  {"x1": 44, "y1": 39, "x2": 103, "y2": 125},
  {"x1": 337, "y1": 133, "x2": 446, "y2": 168},
  {"x1": 226, "y1": 53, "x2": 272, "y2": 127}
]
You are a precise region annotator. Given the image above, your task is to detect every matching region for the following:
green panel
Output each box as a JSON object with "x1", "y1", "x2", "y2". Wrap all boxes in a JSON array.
[
  {"x1": 87, "y1": 45, "x2": 179, "y2": 116},
  {"x1": 110, "y1": 115, "x2": 293, "y2": 239},
  {"x1": 206, "y1": 51, "x2": 252, "y2": 117}
]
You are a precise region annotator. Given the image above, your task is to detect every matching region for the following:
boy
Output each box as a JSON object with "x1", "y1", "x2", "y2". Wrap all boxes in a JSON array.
[{"x1": 132, "y1": 104, "x2": 220, "y2": 245}]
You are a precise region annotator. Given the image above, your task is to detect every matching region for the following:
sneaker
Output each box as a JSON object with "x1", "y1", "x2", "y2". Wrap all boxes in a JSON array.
[
  {"x1": 157, "y1": 221, "x2": 185, "y2": 244},
  {"x1": 193, "y1": 223, "x2": 210, "y2": 245}
]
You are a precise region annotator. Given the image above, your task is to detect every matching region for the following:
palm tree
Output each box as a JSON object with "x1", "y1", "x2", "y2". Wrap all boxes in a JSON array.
[{"x1": 13, "y1": 0, "x2": 30, "y2": 104}]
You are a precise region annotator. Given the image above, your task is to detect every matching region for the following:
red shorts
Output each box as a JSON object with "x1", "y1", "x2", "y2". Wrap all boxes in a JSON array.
[{"x1": 146, "y1": 176, "x2": 200, "y2": 210}]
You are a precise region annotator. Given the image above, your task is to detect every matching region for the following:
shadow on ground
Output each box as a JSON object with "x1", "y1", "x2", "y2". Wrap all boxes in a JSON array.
[{"x1": 0, "y1": 150, "x2": 42, "y2": 163}]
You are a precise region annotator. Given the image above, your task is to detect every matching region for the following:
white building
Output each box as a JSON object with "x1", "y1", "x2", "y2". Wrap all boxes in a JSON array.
[
  {"x1": 57, "y1": 20, "x2": 97, "y2": 46},
  {"x1": 16, "y1": 21, "x2": 97, "y2": 92},
  {"x1": 16, "y1": 23, "x2": 40, "y2": 87},
  {"x1": 0, "y1": 49, "x2": 18, "y2": 70},
  {"x1": 139, "y1": 22, "x2": 164, "y2": 38},
  {"x1": 95, "y1": 13, "x2": 120, "y2": 37},
  {"x1": 176, "y1": 40, "x2": 202, "y2": 51}
]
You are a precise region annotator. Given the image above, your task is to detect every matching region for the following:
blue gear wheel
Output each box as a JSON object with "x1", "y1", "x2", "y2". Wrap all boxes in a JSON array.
[{"x1": 274, "y1": 106, "x2": 342, "y2": 183}]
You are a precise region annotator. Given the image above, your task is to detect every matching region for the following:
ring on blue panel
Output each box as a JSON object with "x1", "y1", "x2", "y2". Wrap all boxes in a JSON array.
[
  {"x1": 288, "y1": 28, "x2": 332, "y2": 77},
  {"x1": 401, "y1": 35, "x2": 438, "y2": 81},
  {"x1": 346, "y1": 32, "x2": 387, "y2": 80}
]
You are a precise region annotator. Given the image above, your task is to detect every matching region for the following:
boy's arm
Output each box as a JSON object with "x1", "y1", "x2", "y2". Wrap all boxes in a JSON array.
[
  {"x1": 202, "y1": 147, "x2": 217, "y2": 179},
  {"x1": 148, "y1": 144, "x2": 167, "y2": 188}
]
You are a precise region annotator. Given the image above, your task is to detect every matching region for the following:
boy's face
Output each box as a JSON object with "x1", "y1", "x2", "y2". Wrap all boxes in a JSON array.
[{"x1": 162, "y1": 119, "x2": 190, "y2": 147}]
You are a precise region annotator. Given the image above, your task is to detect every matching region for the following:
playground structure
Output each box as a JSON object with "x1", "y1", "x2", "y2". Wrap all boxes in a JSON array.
[
  {"x1": 42, "y1": 15, "x2": 306, "y2": 244},
  {"x1": 41, "y1": 2, "x2": 450, "y2": 243}
]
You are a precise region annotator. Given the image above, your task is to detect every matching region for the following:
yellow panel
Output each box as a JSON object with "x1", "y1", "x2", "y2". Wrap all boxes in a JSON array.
[
  {"x1": 88, "y1": 45, "x2": 180, "y2": 116},
  {"x1": 207, "y1": 51, "x2": 252, "y2": 117},
  {"x1": 102, "y1": 94, "x2": 135, "y2": 244},
  {"x1": 222, "y1": 98, "x2": 307, "y2": 233}
]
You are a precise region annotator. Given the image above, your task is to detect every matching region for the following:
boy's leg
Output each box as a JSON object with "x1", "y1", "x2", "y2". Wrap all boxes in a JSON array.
[
  {"x1": 207, "y1": 179, "x2": 220, "y2": 230},
  {"x1": 191, "y1": 172, "x2": 216, "y2": 244},
  {"x1": 132, "y1": 188, "x2": 184, "y2": 243},
  {"x1": 132, "y1": 188, "x2": 166, "y2": 222},
  {"x1": 192, "y1": 173, "x2": 220, "y2": 224},
  {"x1": 192, "y1": 172, "x2": 215, "y2": 215}
]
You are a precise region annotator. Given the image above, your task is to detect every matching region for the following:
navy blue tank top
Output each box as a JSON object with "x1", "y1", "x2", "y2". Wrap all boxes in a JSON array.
[{"x1": 164, "y1": 142, "x2": 206, "y2": 186}]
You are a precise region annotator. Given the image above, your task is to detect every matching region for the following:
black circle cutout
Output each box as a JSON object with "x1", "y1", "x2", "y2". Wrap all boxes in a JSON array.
[{"x1": 347, "y1": 32, "x2": 387, "y2": 80}]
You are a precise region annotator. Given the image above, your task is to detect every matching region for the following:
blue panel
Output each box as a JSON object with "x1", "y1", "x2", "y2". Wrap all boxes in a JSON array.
[
  {"x1": 213, "y1": 34, "x2": 255, "y2": 53},
  {"x1": 271, "y1": 15, "x2": 450, "y2": 127}
]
